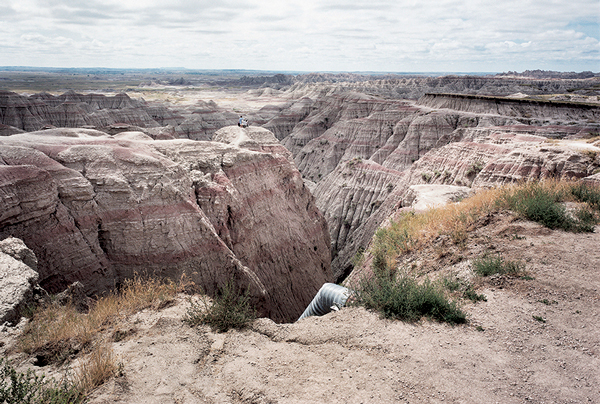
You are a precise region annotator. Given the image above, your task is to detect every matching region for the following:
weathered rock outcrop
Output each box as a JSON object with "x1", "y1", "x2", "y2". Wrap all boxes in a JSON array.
[
  {"x1": 271, "y1": 85, "x2": 600, "y2": 281},
  {"x1": 0, "y1": 90, "x2": 185, "y2": 135},
  {"x1": 173, "y1": 102, "x2": 240, "y2": 141},
  {"x1": 0, "y1": 237, "x2": 38, "y2": 325},
  {"x1": 285, "y1": 75, "x2": 600, "y2": 100},
  {"x1": 312, "y1": 159, "x2": 404, "y2": 280},
  {"x1": 418, "y1": 93, "x2": 600, "y2": 126},
  {"x1": 0, "y1": 127, "x2": 331, "y2": 323}
]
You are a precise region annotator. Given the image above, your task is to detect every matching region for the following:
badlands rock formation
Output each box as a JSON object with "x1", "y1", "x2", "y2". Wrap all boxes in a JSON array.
[
  {"x1": 0, "y1": 127, "x2": 330, "y2": 323},
  {"x1": 268, "y1": 87, "x2": 600, "y2": 280},
  {"x1": 172, "y1": 100, "x2": 241, "y2": 141},
  {"x1": 0, "y1": 90, "x2": 183, "y2": 133},
  {"x1": 0, "y1": 237, "x2": 39, "y2": 325},
  {"x1": 282, "y1": 75, "x2": 600, "y2": 102}
]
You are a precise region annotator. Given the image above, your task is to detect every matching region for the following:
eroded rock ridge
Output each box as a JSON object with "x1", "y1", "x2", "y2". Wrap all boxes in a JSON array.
[
  {"x1": 267, "y1": 87, "x2": 600, "y2": 280},
  {"x1": 0, "y1": 126, "x2": 331, "y2": 323}
]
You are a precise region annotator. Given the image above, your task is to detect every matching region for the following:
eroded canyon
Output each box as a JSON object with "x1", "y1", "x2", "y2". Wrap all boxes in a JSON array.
[
  {"x1": 2, "y1": 72, "x2": 600, "y2": 305},
  {"x1": 1, "y1": 70, "x2": 600, "y2": 403}
]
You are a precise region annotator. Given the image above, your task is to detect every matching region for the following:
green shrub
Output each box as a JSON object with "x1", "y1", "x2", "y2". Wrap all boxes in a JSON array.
[
  {"x1": 441, "y1": 274, "x2": 486, "y2": 302},
  {"x1": 570, "y1": 182, "x2": 600, "y2": 209},
  {"x1": 184, "y1": 281, "x2": 256, "y2": 333},
  {"x1": 466, "y1": 161, "x2": 483, "y2": 177},
  {"x1": 472, "y1": 255, "x2": 523, "y2": 277},
  {"x1": 351, "y1": 268, "x2": 466, "y2": 325},
  {"x1": 503, "y1": 185, "x2": 568, "y2": 229},
  {"x1": 463, "y1": 285, "x2": 487, "y2": 302},
  {"x1": 441, "y1": 274, "x2": 463, "y2": 292},
  {"x1": 499, "y1": 182, "x2": 599, "y2": 232},
  {"x1": 0, "y1": 358, "x2": 82, "y2": 404}
]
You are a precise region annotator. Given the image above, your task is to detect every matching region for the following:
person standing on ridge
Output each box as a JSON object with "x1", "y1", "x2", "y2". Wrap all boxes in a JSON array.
[{"x1": 238, "y1": 115, "x2": 243, "y2": 127}]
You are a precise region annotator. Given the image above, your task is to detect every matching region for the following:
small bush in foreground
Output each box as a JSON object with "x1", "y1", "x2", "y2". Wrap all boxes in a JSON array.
[
  {"x1": 184, "y1": 281, "x2": 256, "y2": 333},
  {"x1": 0, "y1": 358, "x2": 82, "y2": 404},
  {"x1": 350, "y1": 268, "x2": 467, "y2": 325},
  {"x1": 472, "y1": 255, "x2": 523, "y2": 277},
  {"x1": 463, "y1": 285, "x2": 487, "y2": 302}
]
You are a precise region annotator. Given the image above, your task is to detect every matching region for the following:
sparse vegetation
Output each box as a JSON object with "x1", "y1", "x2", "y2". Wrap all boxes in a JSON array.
[
  {"x1": 361, "y1": 181, "x2": 600, "y2": 293},
  {"x1": 472, "y1": 255, "x2": 523, "y2": 277},
  {"x1": 19, "y1": 275, "x2": 183, "y2": 363},
  {"x1": 356, "y1": 180, "x2": 600, "y2": 324},
  {"x1": 346, "y1": 157, "x2": 362, "y2": 168},
  {"x1": 465, "y1": 161, "x2": 484, "y2": 177},
  {"x1": 441, "y1": 273, "x2": 486, "y2": 303},
  {"x1": 12, "y1": 275, "x2": 186, "y2": 401},
  {"x1": 570, "y1": 182, "x2": 600, "y2": 209},
  {"x1": 73, "y1": 343, "x2": 119, "y2": 395},
  {"x1": 533, "y1": 315, "x2": 546, "y2": 323},
  {"x1": 350, "y1": 267, "x2": 467, "y2": 325},
  {"x1": 351, "y1": 247, "x2": 365, "y2": 268},
  {"x1": 0, "y1": 358, "x2": 83, "y2": 404},
  {"x1": 462, "y1": 285, "x2": 487, "y2": 302},
  {"x1": 184, "y1": 280, "x2": 256, "y2": 333},
  {"x1": 499, "y1": 181, "x2": 600, "y2": 232}
]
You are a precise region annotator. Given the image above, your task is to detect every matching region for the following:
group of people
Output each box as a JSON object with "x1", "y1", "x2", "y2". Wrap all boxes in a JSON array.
[{"x1": 238, "y1": 116, "x2": 249, "y2": 128}]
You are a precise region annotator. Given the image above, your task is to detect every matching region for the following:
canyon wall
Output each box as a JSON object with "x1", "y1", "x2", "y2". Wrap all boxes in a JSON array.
[
  {"x1": 0, "y1": 90, "x2": 183, "y2": 133},
  {"x1": 271, "y1": 88, "x2": 600, "y2": 281},
  {"x1": 0, "y1": 127, "x2": 331, "y2": 323}
]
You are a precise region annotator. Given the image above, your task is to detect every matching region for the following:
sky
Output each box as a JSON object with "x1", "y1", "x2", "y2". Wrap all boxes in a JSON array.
[{"x1": 1, "y1": 0, "x2": 598, "y2": 73}]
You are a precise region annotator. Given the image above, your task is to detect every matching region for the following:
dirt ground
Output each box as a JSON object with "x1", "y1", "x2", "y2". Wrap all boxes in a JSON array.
[{"x1": 2, "y1": 214, "x2": 599, "y2": 403}]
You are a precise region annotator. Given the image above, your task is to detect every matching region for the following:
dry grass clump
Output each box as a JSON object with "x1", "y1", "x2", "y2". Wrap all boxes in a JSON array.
[
  {"x1": 19, "y1": 275, "x2": 186, "y2": 363},
  {"x1": 73, "y1": 343, "x2": 119, "y2": 395},
  {"x1": 371, "y1": 180, "x2": 600, "y2": 267},
  {"x1": 1, "y1": 343, "x2": 120, "y2": 402},
  {"x1": 14, "y1": 275, "x2": 189, "y2": 399},
  {"x1": 371, "y1": 186, "x2": 506, "y2": 266},
  {"x1": 184, "y1": 280, "x2": 256, "y2": 333}
]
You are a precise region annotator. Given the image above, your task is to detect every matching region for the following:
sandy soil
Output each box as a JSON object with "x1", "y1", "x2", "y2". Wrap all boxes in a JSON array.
[
  {"x1": 81, "y1": 214, "x2": 598, "y2": 404},
  {"x1": 2, "y1": 214, "x2": 598, "y2": 403}
]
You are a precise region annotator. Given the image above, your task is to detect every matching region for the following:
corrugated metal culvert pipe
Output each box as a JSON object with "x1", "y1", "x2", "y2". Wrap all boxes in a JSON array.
[{"x1": 297, "y1": 283, "x2": 353, "y2": 321}]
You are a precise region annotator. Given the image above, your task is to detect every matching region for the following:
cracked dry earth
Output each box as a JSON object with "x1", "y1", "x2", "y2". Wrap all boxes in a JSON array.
[{"x1": 4, "y1": 214, "x2": 598, "y2": 404}]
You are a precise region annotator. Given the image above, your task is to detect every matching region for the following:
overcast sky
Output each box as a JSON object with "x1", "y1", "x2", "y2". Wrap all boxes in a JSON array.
[{"x1": 1, "y1": 0, "x2": 598, "y2": 73}]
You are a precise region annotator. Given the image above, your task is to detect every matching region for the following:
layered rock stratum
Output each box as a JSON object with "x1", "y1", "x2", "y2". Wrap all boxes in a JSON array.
[
  {"x1": 0, "y1": 126, "x2": 331, "y2": 323},
  {"x1": 0, "y1": 90, "x2": 182, "y2": 133},
  {"x1": 266, "y1": 85, "x2": 600, "y2": 280}
]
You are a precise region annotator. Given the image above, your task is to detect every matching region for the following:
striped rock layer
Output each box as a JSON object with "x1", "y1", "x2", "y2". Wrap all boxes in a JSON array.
[
  {"x1": 0, "y1": 126, "x2": 330, "y2": 323},
  {"x1": 270, "y1": 90, "x2": 600, "y2": 281}
]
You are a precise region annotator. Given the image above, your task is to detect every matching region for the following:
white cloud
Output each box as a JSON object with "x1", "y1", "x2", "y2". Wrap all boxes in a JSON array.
[{"x1": 0, "y1": 0, "x2": 598, "y2": 71}]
